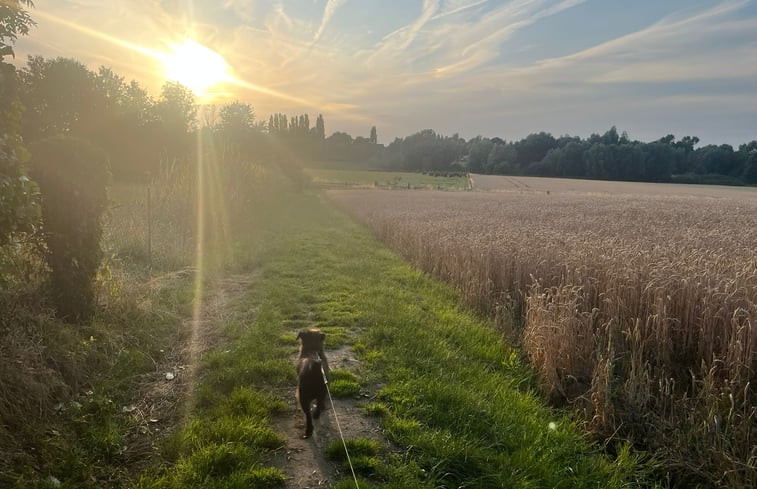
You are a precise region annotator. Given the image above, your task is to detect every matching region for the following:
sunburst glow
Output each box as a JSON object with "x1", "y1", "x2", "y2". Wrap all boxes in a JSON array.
[{"x1": 163, "y1": 39, "x2": 230, "y2": 95}]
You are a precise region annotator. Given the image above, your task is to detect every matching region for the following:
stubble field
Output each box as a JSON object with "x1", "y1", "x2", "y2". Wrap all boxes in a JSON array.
[{"x1": 328, "y1": 176, "x2": 757, "y2": 487}]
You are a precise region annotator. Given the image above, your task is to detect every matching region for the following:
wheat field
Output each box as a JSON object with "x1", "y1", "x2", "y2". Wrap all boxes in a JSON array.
[{"x1": 328, "y1": 179, "x2": 757, "y2": 487}]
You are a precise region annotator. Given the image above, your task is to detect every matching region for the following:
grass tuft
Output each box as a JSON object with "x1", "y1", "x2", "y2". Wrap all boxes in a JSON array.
[
  {"x1": 328, "y1": 369, "x2": 361, "y2": 398},
  {"x1": 326, "y1": 438, "x2": 382, "y2": 460},
  {"x1": 364, "y1": 402, "x2": 389, "y2": 417}
]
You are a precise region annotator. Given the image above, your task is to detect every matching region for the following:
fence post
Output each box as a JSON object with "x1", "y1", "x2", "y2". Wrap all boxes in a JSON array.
[{"x1": 147, "y1": 183, "x2": 152, "y2": 270}]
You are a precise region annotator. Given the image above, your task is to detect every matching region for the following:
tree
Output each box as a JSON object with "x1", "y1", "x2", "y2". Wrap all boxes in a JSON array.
[
  {"x1": 467, "y1": 137, "x2": 493, "y2": 173},
  {"x1": 487, "y1": 143, "x2": 517, "y2": 174},
  {"x1": 641, "y1": 142, "x2": 675, "y2": 182},
  {"x1": 0, "y1": 0, "x2": 35, "y2": 60},
  {"x1": 314, "y1": 114, "x2": 325, "y2": 140},
  {"x1": 540, "y1": 141, "x2": 587, "y2": 177},
  {"x1": 514, "y1": 132, "x2": 557, "y2": 168},
  {"x1": 19, "y1": 56, "x2": 101, "y2": 141},
  {"x1": 691, "y1": 144, "x2": 737, "y2": 175},
  {"x1": 154, "y1": 81, "x2": 196, "y2": 161},
  {"x1": 0, "y1": 0, "x2": 38, "y2": 245},
  {"x1": 740, "y1": 141, "x2": 757, "y2": 183},
  {"x1": 155, "y1": 81, "x2": 196, "y2": 134},
  {"x1": 217, "y1": 101, "x2": 257, "y2": 160},
  {"x1": 327, "y1": 131, "x2": 352, "y2": 146},
  {"x1": 601, "y1": 126, "x2": 620, "y2": 145},
  {"x1": 369, "y1": 126, "x2": 377, "y2": 144},
  {"x1": 218, "y1": 101, "x2": 255, "y2": 133}
]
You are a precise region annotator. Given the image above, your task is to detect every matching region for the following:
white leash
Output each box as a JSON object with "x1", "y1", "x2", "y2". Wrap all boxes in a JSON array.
[{"x1": 320, "y1": 360, "x2": 360, "y2": 489}]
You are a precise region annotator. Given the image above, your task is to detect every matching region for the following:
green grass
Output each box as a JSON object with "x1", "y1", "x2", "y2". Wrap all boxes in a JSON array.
[
  {"x1": 326, "y1": 438, "x2": 383, "y2": 478},
  {"x1": 5, "y1": 174, "x2": 652, "y2": 488},
  {"x1": 149, "y1": 189, "x2": 650, "y2": 488},
  {"x1": 329, "y1": 369, "x2": 361, "y2": 398},
  {"x1": 2, "y1": 271, "x2": 196, "y2": 489},
  {"x1": 306, "y1": 169, "x2": 469, "y2": 190}
]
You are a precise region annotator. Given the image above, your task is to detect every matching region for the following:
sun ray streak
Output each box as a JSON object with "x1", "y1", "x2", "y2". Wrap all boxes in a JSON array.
[
  {"x1": 187, "y1": 129, "x2": 206, "y2": 416},
  {"x1": 33, "y1": 10, "x2": 166, "y2": 61}
]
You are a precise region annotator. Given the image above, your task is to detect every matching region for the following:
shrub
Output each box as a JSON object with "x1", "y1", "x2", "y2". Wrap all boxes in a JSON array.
[
  {"x1": 0, "y1": 61, "x2": 39, "y2": 246},
  {"x1": 30, "y1": 136, "x2": 110, "y2": 321}
]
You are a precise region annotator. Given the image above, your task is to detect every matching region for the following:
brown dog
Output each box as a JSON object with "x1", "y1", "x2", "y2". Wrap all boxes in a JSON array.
[{"x1": 296, "y1": 329, "x2": 330, "y2": 438}]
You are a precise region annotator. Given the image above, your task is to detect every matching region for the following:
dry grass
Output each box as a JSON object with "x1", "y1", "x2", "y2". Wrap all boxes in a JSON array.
[{"x1": 328, "y1": 182, "x2": 757, "y2": 487}]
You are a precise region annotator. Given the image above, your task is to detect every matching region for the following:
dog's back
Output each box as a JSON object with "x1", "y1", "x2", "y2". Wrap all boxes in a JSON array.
[
  {"x1": 297, "y1": 352, "x2": 325, "y2": 401},
  {"x1": 296, "y1": 330, "x2": 328, "y2": 438}
]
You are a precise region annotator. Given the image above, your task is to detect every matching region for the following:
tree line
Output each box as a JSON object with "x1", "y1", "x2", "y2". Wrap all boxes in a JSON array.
[
  {"x1": 279, "y1": 123, "x2": 756, "y2": 186},
  {"x1": 358, "y1": 127, "x2": 755, "y2": 185},
  {"x1": 465, "y1": 128, "x2": 757, "y2": 184}
]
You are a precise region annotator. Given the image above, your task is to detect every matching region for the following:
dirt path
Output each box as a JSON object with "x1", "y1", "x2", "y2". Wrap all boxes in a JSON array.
[
  {"x1": 121, "y1": 268, "x2": 385, "y2": 486},
  {"x1": 122, "y1": 270, "x2": 258, "y2": 472},
  {"x1": 270, "y1": 345, "x2": 384, "y2": 488}
]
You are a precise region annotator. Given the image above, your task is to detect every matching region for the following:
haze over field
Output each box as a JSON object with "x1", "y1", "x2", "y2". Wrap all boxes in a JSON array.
[{"x1": 13, "y1": 0, "x2": 757, "y2": 145}]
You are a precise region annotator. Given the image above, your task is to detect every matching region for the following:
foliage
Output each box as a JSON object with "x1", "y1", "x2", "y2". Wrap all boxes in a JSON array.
[
  {"x1": 465, "y1": 127, "x2": 756, "y2": 185},
  {"x1": 218, "y1": 100, "x2": 254, "y2": 133},
  {"x1": 17, "y1": 57, "x2": 198, "y2": 181},
  {"x1": 30, "y1": 136, "x2": 110, "y2": 321},
  {"x1": 0, "y1": 2, "x2": 38, "y2": 246},
  {"x1": 0, "y1": 60, "x2": 38, "y2": 245},
  {"x1": 0, "y1": 0, "x2": 35, "y2": 59},
  {"x1": 19, "y1": 56, "x2": 100, "y2": 140},
  {"x1": 153, "y1": 81, "x2": 196, "y2": 164},
  {"x1": 383, "y1": 129, "x2": 466, "y2": 171}
]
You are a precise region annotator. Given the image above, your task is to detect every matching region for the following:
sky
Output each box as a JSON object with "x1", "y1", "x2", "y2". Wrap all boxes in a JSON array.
[{"x1": 11, "y1": 0, "x2": 757, "y2": 145}]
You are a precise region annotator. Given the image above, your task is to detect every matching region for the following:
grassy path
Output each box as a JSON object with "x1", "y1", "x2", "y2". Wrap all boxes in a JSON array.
[{"x1": 137, "y1": 190, "x2": 649, "y2": 488}]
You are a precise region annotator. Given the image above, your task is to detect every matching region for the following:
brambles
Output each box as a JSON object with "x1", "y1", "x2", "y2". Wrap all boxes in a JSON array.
[{"x1": 329, "y1": 181, "x2": 757, "y2": 487}]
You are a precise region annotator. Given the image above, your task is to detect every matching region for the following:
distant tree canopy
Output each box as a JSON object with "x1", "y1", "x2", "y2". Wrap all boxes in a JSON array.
[
  {"x1": 4, "y1": 49, "x2": 757, "y2": 187},
  {"x1": 382, "y1": 129, "x2": 466, "y2": 172},
  {"x1": 408, "y1": 126, "x2": 756, "y2": 185}
]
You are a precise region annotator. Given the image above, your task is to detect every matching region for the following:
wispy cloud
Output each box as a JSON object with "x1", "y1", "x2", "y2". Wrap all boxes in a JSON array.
[
  {"x1": 432, "y1": 0, "x2": 491, "y2": 21},
  {"x1": 474, "y1": 0, "x2": 757, "y2": 88},
  {"x1": 313, "y1": 0, "x2": 350, "y2": 43},
  {"x1": 13, "y1": 0, "x2": 757, "y2": 143},
  {"x1": 367, "y1": 0, "x2": 440, "y2": 62},
  {"x1": 351, "y1": 0, "x2": 590, "y2": 92}
]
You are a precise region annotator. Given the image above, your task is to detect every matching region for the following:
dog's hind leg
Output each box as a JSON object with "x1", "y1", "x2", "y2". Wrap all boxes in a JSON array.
[
  {"x1": 301, "y1": 397, "x2": 314, "y2": 438},
  {"x1": 313, "y1": 391, "x2": 327, "y2": 420}
]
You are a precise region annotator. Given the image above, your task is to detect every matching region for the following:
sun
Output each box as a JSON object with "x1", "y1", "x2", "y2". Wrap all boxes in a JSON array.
[{"x1": 163, "y1": 39, "x2": 231, "y2": 95}]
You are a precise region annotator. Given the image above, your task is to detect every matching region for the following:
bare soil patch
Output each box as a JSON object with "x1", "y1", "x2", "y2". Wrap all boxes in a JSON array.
[{"x1": 270, "y1": 345, "x2": 384, "y2": 488}]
